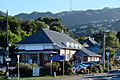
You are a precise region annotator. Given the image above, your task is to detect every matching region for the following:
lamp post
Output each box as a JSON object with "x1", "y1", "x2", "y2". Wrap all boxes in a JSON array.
[
  {"x1": 17, "y1": 55, "x2": 20, "y2": 80},
  {"x1": 106, "y1": 52, "x2": 110, "y2": 75}
]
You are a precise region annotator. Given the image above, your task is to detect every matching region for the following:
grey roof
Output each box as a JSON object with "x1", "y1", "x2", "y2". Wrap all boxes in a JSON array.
[
  {"x1": 83, "y1": 37, "x2": 99, "y2": 47},
  {"x1": 86, "y1": 47, "x2": 100, "y2": 54},
  {"x1": 17, "y1": 28, "x2": 79, "y2": 49},
  {"x1": 75, "y1": 47, "x2": 101, "y2": 57},
  {"x1": 18, "y1": 29, "x2": 53, "y2": 44},
  {"x1": 0, "y1": 49, "x2": 5, "y2": 55}
]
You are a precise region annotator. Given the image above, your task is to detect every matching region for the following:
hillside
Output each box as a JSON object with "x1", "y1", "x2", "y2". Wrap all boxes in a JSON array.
[
  {"x1": 15, "y1": 7, "x2": 120, "y2": 28},
  {"x1": 0, "y1": 11, "x2": 6, "y2": 16}
]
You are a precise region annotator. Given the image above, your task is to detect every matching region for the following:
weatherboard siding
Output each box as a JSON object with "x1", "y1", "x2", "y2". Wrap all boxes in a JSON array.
[{"x1": 60, "y1": 49, "x2": 76, "y2": 61}]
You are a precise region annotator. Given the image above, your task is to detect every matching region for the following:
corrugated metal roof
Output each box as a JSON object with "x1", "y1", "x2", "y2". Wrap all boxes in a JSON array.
[
  {"x1": 17, "y1": 28, "x2": 80, "y2": 49},
  {"x1": 75, "y1": 47, "x2": 101, "y2": 57},
  {"x1": 18, "y1": 29, "x2": 53, "y2": 44}
]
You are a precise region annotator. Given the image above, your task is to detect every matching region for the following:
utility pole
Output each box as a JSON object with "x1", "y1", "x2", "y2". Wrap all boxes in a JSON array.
[
  {"x1": 5, "y1": 10, "x2": 10, "y2": 78},
  {"x1": 102, "y1": 32, "x2": 105, "y2": 69}
]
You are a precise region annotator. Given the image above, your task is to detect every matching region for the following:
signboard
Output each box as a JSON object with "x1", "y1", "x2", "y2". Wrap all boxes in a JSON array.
[
  {"x1": 49, "y1": 55, "x2": 65, "y2": 61},
  {"x1": 106, "y1": 52, "x2": 110, "y2": 57},
  {"x1": 33, "y1": 67, "x2": 40, "y2": 76}
]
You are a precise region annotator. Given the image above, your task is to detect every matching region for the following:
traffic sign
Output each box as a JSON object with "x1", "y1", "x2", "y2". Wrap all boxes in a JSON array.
[{"x1": 106, "y1": 52, "x2": 110, "y2": 57}]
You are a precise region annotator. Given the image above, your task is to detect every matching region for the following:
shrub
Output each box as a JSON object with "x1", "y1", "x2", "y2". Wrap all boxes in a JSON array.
[
  {"x1": 41, "y1": 62, "x2": 60, "y2": 76},
  {"x1": 98, "y1": 64, "x2": 104, "y2": 73},
  {"x1": 66, "y1": 68, "x2": 73, "y2": 75},
  {"x1": 64, "y1": 62, "x2": 73, "y2": 75},
  {"x1": 52, "y1": 62, "x2": 60, "y2": 72},
  {"x1": 92, "y1": 66, "x2": 99, "y2": 73},
  {"x1": 14, "y1": 63, "x2": 39, "y2": 77},
  {"x1": 88, "y1": 64, "x2": 104, "y2": 73},
  {"x1": 0, "y1": 70, "x2": 5, "y2": 76}
]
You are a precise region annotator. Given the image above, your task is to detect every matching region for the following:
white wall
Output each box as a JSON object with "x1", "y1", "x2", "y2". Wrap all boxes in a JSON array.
[
  {"x1": 87, "y1": 57, "x2": 100, "y2": 62},
  {"x1": 60, "y1": 49, "x2": 76, "y2": 61}
]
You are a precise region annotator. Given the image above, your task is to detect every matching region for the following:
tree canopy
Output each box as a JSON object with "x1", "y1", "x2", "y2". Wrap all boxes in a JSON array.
[{"x1": 0, "y1": 16, "x2": 68, "y2": 48}]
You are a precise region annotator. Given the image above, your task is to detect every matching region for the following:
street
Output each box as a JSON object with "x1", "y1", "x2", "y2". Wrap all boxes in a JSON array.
[{"x1": 85, "y1": 70, "x2": 120, "y2": 80}]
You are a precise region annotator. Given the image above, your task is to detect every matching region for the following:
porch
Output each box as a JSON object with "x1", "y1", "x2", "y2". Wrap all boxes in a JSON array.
[{"x1": 17, "y1": 50, "x2": 58, "y2": 66}]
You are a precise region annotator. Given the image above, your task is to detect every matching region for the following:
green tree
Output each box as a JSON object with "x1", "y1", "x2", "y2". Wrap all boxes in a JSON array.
[
  {"x1": 8, "y1": 17, "x2": 20, "y2": 34},
  {"x1": 106, "y1": 32, "x2": 120, "y2": 48},
  {"x1": 9, "y1": 30, "x2": 21, "y2": 45},
  {"x1": 92, "y1": 31, "x2": 120, "y2": 49},
  {"x1": 106, "y1": 47, "x2": 116, "y2": 61}
]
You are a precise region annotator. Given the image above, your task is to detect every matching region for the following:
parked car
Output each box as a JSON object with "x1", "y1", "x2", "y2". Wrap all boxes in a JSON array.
[
  {"x1": 72, "y1": 64, "x2": 86, "y2": 73},
  {"x1": 81, "y1": 61, "x2": 97, "y2": 67}
]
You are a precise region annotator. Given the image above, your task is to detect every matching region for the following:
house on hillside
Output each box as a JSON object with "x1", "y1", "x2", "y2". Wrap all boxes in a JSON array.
[
  {"x1": 73, "y1": 47, "x2": 101, "y2": 63},
  {"x1": 16, "y1": 28, "x2": 81, "y2": 66},
  {"x1": 82, "y1": 37, "x2": 101, "y2": 54}
]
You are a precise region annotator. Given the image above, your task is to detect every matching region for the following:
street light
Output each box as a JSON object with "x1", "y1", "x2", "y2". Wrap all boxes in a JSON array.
[
  {"x1": 106, "y1": 52, "x2": 110, "y2": 75},
  {"x1": 17, "y1": 55, "x2": 20, "y2": 80}
]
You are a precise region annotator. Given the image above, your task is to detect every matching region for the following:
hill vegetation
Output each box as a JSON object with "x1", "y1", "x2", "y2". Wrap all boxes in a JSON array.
[
  {"x1": 14, "y1": 7, "x2": 120, "y2": 36},
  {"x1": 0, "y1": 15, "x2": 68, "y2": 48}
]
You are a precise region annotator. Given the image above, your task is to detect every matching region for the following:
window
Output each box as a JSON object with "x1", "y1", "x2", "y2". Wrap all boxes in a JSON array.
[{"x1": 44, "y1": 54, "x2": 49, "y2": 60}]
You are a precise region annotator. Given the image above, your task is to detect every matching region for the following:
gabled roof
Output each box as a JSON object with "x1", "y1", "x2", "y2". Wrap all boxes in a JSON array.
[
  {"x1": 18, "y1": 29, "x2": 53, "y2": 44},
  {"x1": 83, "y1": 37, "x2": 99, "y2": 47},
  {"x1": 86, "y1": 47, "x2": 100, "y2": 54},
  {"x1": 75, "y1": 47, "x2": 101, "y2": 57},
  {"x1": 17, "y1": 28, "x2": 80, "y2": 49}
]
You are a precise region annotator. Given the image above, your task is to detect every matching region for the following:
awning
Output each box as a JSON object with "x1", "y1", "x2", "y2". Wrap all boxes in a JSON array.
[{"x1": 117, "y1": 51, "x2": 120, "y2": 56}]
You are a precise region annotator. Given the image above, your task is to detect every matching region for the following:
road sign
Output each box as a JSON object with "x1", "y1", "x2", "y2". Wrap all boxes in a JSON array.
[
  {"x1": 106, "y1": 52, "x2": 110, "y2": 57},
  {"x1": 49, "y1": 55, "x2": 65, "y2": 61}
]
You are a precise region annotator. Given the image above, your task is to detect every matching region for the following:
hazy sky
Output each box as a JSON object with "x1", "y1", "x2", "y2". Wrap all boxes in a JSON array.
[{"x1": 0, "y1": 0, "x2": 119, "y2": 16}]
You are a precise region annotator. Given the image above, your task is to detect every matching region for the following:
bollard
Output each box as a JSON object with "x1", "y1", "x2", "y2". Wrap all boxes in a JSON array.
[{"x1": 54, "y1": 72, "x2": 56, "y2": 77}]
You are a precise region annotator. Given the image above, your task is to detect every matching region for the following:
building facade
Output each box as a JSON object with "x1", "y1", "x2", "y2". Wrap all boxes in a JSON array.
[{"x1": 16, "y1": 29, "x2": 81, "y2": 66}]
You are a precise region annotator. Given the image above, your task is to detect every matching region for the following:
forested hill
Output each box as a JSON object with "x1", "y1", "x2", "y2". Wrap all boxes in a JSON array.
[
  {"x1": 15, "y1": 7, "x2": 120, "y2": 27},
  {"x1": 0, "y1": 11, "x2": 6, "y2": 16},
  {"x1": 0, "y1": 15, "x2": 68, "y2": 48}
]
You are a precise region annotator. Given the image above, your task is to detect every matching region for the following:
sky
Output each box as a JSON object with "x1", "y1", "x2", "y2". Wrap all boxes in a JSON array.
[{"x1": 0, "y1": 0, "x2": 120, "y2": 16}]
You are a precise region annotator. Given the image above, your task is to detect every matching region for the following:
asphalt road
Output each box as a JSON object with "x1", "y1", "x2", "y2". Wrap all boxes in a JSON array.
[{"x1": 85, "y1": 70, "x2": 120, "y2": 80}]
